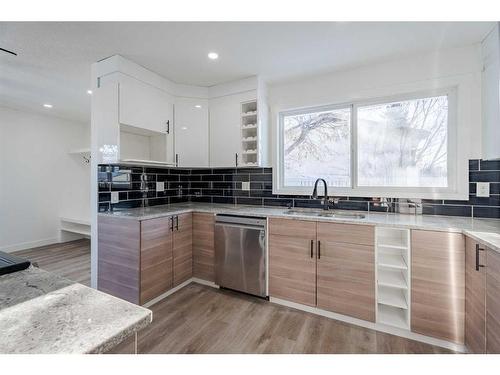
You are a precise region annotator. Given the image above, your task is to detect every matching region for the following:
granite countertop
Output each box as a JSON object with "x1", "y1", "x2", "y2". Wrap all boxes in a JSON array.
[
  {"x1": 99, "y1": 202, "x2": 500, "y2": 252},
  {"x1": 463, "y1": 231, "x2": 500, "y2": 253},
  {"x1": 0, "y1": 267, "x2": 152, "y2": 354}
]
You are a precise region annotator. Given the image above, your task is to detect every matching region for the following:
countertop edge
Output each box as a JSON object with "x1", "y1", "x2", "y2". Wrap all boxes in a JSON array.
[
  {"x1": 88, "y1": 311, "x2": 152, "y2": 354},
  {"x1": 98, "y1": 204, "x2": 500, "y2": 253},
  {"x1": 463, "y1": 230, "x2": 500, "y2": 253}
]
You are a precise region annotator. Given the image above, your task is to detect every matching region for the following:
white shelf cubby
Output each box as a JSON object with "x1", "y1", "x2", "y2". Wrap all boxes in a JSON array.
[
  {"x1": 240, "y1": 99, "x2": 260, "y2": 167},
  {"x1": 375, "y1": 227, "x2": 411, "y2": 331}
]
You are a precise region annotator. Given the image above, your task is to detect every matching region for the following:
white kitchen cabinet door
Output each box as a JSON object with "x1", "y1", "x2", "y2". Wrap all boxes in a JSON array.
[
  {"x1": 209, "y1": 95, "x2": 241, "y2": 167},
  {"x1": 174, "y1": 98, "x2": 209, "y2": 167},
  {"x1": 481, "y1": 25, "x2": 500, "y2": 160},
  {"x1": 209, "y1": 91, "x2": 256, "y2": 167},
  {"x1": 118, "y1": 76, "x2": 174, "y2": 163}
]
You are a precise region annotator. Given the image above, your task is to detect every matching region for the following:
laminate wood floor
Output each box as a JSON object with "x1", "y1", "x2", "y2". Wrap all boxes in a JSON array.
[
  {"x1": 14, "y1": 240, "x2": 453, "y2": 354},
  {"x1": 13, "y1": 239, "x2": 91, "y2": 286},
  {"x1": 139, "y1": 283, "x2": 454, "y2": 354}
]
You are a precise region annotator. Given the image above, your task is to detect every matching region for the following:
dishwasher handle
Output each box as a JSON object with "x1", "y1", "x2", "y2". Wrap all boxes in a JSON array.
[{"x1": 215, "y1": 222, "x2": 265, "y2": 231}]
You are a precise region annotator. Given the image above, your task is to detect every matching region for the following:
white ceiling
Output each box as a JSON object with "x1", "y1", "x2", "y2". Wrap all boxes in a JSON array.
[{"x1": 0, "y1": 22, "x2": 495, "y2": 123}]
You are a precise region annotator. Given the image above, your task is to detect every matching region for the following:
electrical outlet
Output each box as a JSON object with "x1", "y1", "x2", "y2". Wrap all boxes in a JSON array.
[
  {"x1": 476, "y1": 182, "x2": 490, "y2": 197},
  {"x1": 242, "y1": 181, "x2": 250, "y2": 191},
  {"x1": 111, "y1": 191, "x2": 119, "y2": 204},
  {"x1": 156, "y1": 182, "x2": 165, "y2": 192}
]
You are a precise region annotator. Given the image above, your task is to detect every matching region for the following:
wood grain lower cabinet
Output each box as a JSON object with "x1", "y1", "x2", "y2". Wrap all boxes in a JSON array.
[
  {"x1": 173, "y1": 213, "x2": 193, "y2": 287},
  {"x1": 140, "y1": 216, "x2": 173, "y2": 304},
  {"x1": 98, "y1": 216, "x2": 141, "y2": 304},
  {"x1": 465, "y1": 237, "x2": 486, "y2": 353},
  {"x1": 98, "y1": 213, "x2": 193, "y2": 305},
  {"x1": 411, "y1": 230, "x2": 465, "y2": 344},
  {"x1": 486, "y1": 248, "x2": 500, "y2": 353},
  {"x1": 317, "y1": 222, "x2": 375, "y2": 322},
  {"x1": 268, "y1": 219, "x2": 375, "y2": 319},
  {"x1": 192, "y1": 213, "x2": 215, "y2": 282},
  {"x1": 269, "y1": 218, "x2": 317, "y2": 306},
  {"x1": 269, "y1": 232, "x2": 317, "y2": 306}
]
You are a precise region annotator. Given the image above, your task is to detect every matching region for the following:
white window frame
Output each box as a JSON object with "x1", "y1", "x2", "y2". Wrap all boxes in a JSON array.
[{"x1": 274, "y1": 87, "x2": 460, "y2": 200}]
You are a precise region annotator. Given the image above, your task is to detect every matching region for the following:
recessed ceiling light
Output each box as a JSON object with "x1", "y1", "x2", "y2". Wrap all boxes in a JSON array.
[
  {"x1": 195, "y1": 105, "x2": 202, "y2": 108},
  {"x1": 43, "y1": 104, "x2": 53, "y2": 108},
  {"x1": 87, "y1": 90, "x2": 93, "y2": 95},
  {"x1": 181, "y1": 126, "x2": 188, "y2": 130},
  {"x1": 207, "y1": 52, "x2": 218, "y2": 60}
]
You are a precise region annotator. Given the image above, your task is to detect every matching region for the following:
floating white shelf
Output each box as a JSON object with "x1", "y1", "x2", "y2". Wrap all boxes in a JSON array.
[
  {"x1": 120, "y1": 159, "x2": 176, "y2": 166},
  {"x1": 68, "y1": 148, "x2": 91, "y2": 154},
  {"x1": 241, "y1": 111, "x2": 257, "y2": 117},
  {"x1": 378, "y1": 243, "x2": 408, "y2": 250},
  {"x1": 378, "y1": 269, "x2": 407, "y2": 289},
  {"x1": 378, "y1": 253, "x2": 408, "y2": 270},
  {"x1": 60, "y1": 217, "x2": 91, "y2": 237},
  {"x1": 378, "y1": 287, "x2": 408, "y2": 309},
  {"x1": 241, "y1": 124, "x2": 257, "y2": 129},
  {"x1": 378, "y1": 304, "x2": 409, "y2": 330}
]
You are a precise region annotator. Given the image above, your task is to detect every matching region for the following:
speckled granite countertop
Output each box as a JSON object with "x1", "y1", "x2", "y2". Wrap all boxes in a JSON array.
[
  {"x1": 99, "y1": 202, "x2": 500, "y2": 252},
  {"x1": 0, "y1": 267, "x2": 152, "y2": 354}
]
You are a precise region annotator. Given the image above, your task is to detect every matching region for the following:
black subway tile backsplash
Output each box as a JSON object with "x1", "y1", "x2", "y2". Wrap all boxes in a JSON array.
[
  {"x1": 469, "y1": 171, "x2": 500, "y2": 183},
  {"x1": 97, "y1": 161, "x2": 500, "y2": 219},
  {"x1": 480, "y1": 160, "x2": 500, "y2": 171}
]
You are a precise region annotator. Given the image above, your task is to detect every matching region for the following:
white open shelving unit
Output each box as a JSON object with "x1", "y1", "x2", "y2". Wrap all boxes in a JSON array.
[
  {"x1": 375, "y1": 227, "x2": 411, "y2": 330},
  {"x1": 60, "y1": 217, "x2": 91, "y2": 237},
  {"x1": 240, "y1": 100, "x2": 259, "y2": 167}
]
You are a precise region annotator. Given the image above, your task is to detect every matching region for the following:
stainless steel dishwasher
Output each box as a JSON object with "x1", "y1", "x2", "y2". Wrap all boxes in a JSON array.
[{"x1": 215, "y1": 214, "x2": 267, "y2": 298}]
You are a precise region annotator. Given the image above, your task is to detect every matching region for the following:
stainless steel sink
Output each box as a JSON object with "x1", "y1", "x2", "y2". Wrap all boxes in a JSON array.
[{"x1": 283, "y1": 209, "x2": 365, "y2": 219}]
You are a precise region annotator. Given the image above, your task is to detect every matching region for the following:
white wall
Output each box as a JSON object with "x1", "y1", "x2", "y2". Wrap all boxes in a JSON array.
[
  {"x1": 268, "y1": 44, "x2": 483, "y2": 199},
  {"x1": 0, "y1": 106, "x2": 90, "y2": 252}
]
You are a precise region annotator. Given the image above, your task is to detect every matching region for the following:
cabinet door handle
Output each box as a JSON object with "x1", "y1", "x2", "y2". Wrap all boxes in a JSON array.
[
  {"x1": 175, "y1": 215, "x2": 179, "y2": 231},
  {"x1": 310, "y1": 239, "x2": 314, "y2": 258},
  {"x1": 169, "y1": 216, "x2": 174, "y2": 232},
  {"x1": 235, "y1": 153, "x2": 239, "y2": 167},
  {"x1": 476, "y1": 243, "x2": 485, "y2": 271},
  {"x1": 166, "y1": 120, "x2": 170, "y2": 134},
  {"x1": 318, "y1": 240, "x2": 321, "y2": 259},
  {"x1": 175, "y1": 153, "x2": 179, "y2": 167}
]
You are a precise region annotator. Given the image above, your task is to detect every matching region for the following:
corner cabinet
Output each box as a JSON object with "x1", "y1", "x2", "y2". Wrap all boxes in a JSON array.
[
  {"x1": 411, "y1": 230, "x2": 465, "y2": 344},
  {"x1": 174, "y1": 97, "x2": 209, "y2": 168},
  {"x1": 465, "y1": 237, "x2": 487, "y2": 353},
  {"x1": 268, "y1": 218, "x2": 376, "y2": 322},
  {"x1": 464, "y1": 236, "x2": 500, "y2": 354},
  {"x1": 98, "y1": 213, "x2": 192, "y2": 305},
  {"x1": 486, "y1": 248, "x2": 500, "y2": 353},
  {"x1": 192, "y1": 213, "x2": 216, "y2": 282},
  {"x1": 173, "y1": 213, "x2": 193, "y2": 286}
]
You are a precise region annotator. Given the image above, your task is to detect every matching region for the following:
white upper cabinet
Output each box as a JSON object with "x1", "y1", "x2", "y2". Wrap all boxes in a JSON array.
[
  {"x1": 174, "y1": 97, "x2": 209, "y2": 167},
  {"x1": 209, "y1": 94, "x2": 243, "y2": 167},
  {"x1": 481, "y1": 24, "x2": 500, "y2": 160},
  {"x1": 209, "y1": 90, "x2": 263, "y2": 168},
  {"x1": 117, "y1": 76, "x2": 175, "y2": 164},
  {"x1": 119, "y1": 76, "x2": 173, "y2": 134}
]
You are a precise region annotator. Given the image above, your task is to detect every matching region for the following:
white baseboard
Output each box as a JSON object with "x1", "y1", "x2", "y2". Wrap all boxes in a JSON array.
[
  {"x1": 0, "y1": 237, "x2": 60, "y2": 253},
  {"x1": 191, "y1": 277, "x2": 219, "y2": 288},
  {"x1": 270, "y1": 297, "x2": 466, "y2": 353},
  {"x1": 142, "y1": 277, "x2": 219, "y2": 308},
  {"x1": 143, "y1": 278, "x2": 193, "y2": 308}
]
